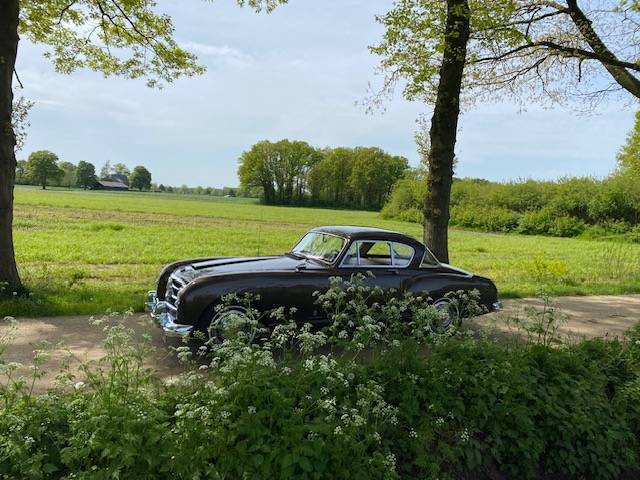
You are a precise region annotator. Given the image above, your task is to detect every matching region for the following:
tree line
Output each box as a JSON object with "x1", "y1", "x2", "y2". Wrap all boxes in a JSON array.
[
  {"x1": 15, "y1": 150, "x2": 251, "y2": 197},
  {"x1": 238, "y1": 140, "x2": 408, "y2": 210},
  {"x1": 15, "y1": 151, "x2": 153, "y2": 191}
]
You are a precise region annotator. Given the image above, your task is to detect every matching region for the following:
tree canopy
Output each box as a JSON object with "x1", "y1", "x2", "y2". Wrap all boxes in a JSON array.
[
  {"x1": 25, "y1": 150, "x2": 63, "y2": 189},
  {"x1": 239, "y1": 140, "x2": 409, "y2": 210},
  {"x1": 618, "y1": 111, "x2": 640, "y2": 177},
  {"x1": 77, "y1": 161, "x2": 97, "y2": 189},
  {"x1": 129, "y1": 165, "x2": 152, "y2": 191},
  {"x1": 372, "y1": 0, "x2": 640, "y2": 108}
]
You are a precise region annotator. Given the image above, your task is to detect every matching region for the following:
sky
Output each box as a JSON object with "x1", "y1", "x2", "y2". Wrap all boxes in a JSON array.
[{"x1": 16, "y1": 0, "x2": 637, "y2": 188}]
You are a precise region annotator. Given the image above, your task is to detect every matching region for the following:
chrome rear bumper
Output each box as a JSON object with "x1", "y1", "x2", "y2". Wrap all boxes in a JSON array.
[{"x1": 145, "y1": 290, "x2": 194, "y2": 338}]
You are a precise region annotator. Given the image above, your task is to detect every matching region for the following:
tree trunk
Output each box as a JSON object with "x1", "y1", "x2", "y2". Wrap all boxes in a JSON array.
[
  {"x1": 0, "y1": 0, "x2": 20, "y2": 288},
  {"x1": 423, "y1": 0, "x2": 470, "y2": 264}
]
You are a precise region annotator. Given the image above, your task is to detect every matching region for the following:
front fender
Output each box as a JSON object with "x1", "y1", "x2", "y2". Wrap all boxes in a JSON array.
[{"x1": 176, "y1": 273, "x2": 265, "y2": 326}]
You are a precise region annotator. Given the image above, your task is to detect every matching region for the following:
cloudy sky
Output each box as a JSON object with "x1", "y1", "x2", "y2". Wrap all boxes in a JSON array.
[{"x1": 16, "y1": 0, "x2": 636, "y2": 187}]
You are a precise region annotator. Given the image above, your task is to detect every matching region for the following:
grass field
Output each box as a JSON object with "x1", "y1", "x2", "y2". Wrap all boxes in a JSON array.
[{"x1": 2, "y1": 186, "x2": 640, "y2": 317}]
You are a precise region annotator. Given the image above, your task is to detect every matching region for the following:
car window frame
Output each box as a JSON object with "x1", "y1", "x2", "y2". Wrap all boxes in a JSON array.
[
  {"x1": 292, "y1": 231, "x2": 349, "y2": 265},
  {"x1": 419, "y1": 248, "x2": 440, "y2": 268},
  {"x1": 339, "y1": 239, "x2": 416, "y2": 269}
]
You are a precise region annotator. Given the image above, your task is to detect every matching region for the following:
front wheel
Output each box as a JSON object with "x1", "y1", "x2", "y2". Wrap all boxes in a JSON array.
[
  {"x1": 206, "y1": 305, "x2": 260, "y2": 344},
  {"x1": 431, "y1": 298, "x2": 462, "y2": 333}
]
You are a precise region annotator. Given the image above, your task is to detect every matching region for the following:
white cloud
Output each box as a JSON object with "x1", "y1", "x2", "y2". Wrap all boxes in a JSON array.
[{"x1": 181, "y1": 41, "x2": 253, "y2": 67}]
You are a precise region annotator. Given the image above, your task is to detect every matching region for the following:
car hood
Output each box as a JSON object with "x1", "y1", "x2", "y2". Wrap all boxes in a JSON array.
[{"x1": 174, "y1": 255, "x2": 310, "y2": 282}]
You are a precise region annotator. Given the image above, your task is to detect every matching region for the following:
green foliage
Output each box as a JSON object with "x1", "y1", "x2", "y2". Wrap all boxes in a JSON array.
[
  {"x1": 2, "y1": 284, "x2": 640, "y2": 479},
  {"x1": 617, "y1": 111, "x2": 640, "y2": 177},
  {"x1": 383, "y1": 175, "x2": 640, "y2": 239},
  {"x1": 25, "y1": 150, "x2": 63, "y2": 189},
  {"x1": 11, "y1": 97, "x2": 34, "y2": 152},
  {"x1": 129, "y1": 165, "x2": 152, "y2": 191},
  {"x1": 238, "y1": 139, "x2": 322, "y2": 206},
  {"x1": 452, "y1": 205, "x2": 521, "y2": 232},
  {"x1": 112, "y1": 163, "x2": 130, "y2": 176},
  {"x1": 75, "y1": 161, "x2": 96, "y2": 189},
  {"x1": 14, "y1": 160, "x2": 28, "y2": 185},
  {"x1": 55, "y1": 161, "x2": 77, "y2": 189},
  {"x1": 19, "y1": 0, "x2": 205, "y2": 88},
  {"x1": 239, "y1": 141, "x2": 408, "y2": 209}
]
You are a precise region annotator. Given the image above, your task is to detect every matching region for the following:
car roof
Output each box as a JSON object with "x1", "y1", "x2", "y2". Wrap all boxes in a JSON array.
[{"x1": 310, "y1": 225, "x2": 424, "y2": 245}]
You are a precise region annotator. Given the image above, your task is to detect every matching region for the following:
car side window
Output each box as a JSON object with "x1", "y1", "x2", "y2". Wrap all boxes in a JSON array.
[
  {"x1": 393, "y1": 243, "x2": 415, "y2": 267},
  {"x1": 342, "y1": 241, "x2": 392, "y2": 266},
  {"x1": 342, "y1": 241, "x2": 415, "y2": 267}
]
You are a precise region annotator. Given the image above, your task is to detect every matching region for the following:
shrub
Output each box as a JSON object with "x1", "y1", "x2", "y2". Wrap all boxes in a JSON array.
[
  {"x1": 381, "y1": 173, "x2": 640, "y2": 241},
  {"x1": 517, "y1": 208, "x2": 555, "y2": 235},
  {"x1": 548, "y1": 215, "x2": 586, "y2": 237},
  {"x1": 450, "y1": 205, "x2": 520, "y2": 232}
]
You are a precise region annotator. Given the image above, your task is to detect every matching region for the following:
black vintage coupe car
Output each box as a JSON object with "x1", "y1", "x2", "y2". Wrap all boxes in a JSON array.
[{"x1": 146, "y1": 226, "x2": 500, "y2": 337}]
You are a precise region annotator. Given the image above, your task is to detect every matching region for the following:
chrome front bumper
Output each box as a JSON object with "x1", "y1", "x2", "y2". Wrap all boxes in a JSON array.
[{"x1": 145, "y1": 290, "x2": 194, "y2": 338}]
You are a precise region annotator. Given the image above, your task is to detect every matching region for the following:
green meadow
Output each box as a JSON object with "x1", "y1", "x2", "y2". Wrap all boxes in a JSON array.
[{"x1": 3, "y1": 186, "x2": 640, "y2": 317}]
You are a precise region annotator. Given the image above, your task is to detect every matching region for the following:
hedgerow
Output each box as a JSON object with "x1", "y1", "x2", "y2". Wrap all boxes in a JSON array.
[
  {"x1": 381, "y1": 174, "x2": 640, "y2": 240},
  {"x1": 1, "y1": 276, "x2": 639, "y2": 479}
]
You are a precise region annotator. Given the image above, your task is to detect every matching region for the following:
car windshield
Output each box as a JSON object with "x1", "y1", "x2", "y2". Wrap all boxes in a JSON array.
[{"x1": 291, "y1": 232, "x2": 346, "y2": 263}]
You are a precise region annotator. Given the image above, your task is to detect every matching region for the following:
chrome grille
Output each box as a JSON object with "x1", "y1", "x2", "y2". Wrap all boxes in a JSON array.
[{"x1": 165, "y1": 273, "x2": 186, "y2": 314}]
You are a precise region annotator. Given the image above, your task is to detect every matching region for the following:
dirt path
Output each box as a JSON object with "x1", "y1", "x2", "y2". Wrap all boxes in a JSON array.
[
  {"x1": 479, "y1": 294, "x2": 640, "y2": 339},
  {"x1": 2, "y1": 294, "x2": 640, "y2": 393},
  {"x1": 0, "y1": 314, "x2": 186, "y2": 393}
]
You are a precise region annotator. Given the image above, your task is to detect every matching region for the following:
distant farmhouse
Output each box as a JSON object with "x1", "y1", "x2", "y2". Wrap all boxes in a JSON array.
[
  {"x1": 91, "y1": 180, "x2": 129, "y2": 191},
  {"x1": 91, "y1": 173, "x2": 130, "y2": 191},
  {"x1": 109, "y1": 174, "x2": 129, "y2": 186}
]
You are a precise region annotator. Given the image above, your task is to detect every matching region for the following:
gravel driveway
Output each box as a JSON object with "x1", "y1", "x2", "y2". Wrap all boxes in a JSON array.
[{"x1": 2, "y1": 294, "x2": 640, "y2": 393}]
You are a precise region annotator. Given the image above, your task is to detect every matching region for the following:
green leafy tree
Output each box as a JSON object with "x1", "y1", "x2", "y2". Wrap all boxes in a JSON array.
[
  {"x1": 238, "y1": 139, "x2": 321, "y2": 205},
  {"x1": 112, "y1": 163, "x2": 130, "y2": 177},
  {"x1": 0, "y1": 0, "x2": 283, "y2": 288},
  {"x1": 99, "y1": 161, "x2": 112, "y2": 180},
  {"x1": 309, "y1": 147, "x2": 407, "y2": 209},
  {"x1": 25, "y1": 150, "x2": 63, "y2": 189},
  {"x1": 618, "y1": 111, "x2": 640, "y2": 177},
  {"x1": 58, "y1": 161, "x2": 77, "y2": 188},
  {"x1": 372, "y1": 0, "x2": 640, "y2": 262},
  {"x1": 349, "y1": 148, "x2": 408, "y2": 210},
  {"x1": 129, "y1": 166, "x2": 152, "y2": 191},
  {"x1": 76, "y1": 161, "x2": 96, "y2": 189},
  {"x1": 14, "y1": 159, "x2": 28, "y2": 184},
  {"x1": 11, "y1": 97, "x2": 33, "y2": 152}
]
